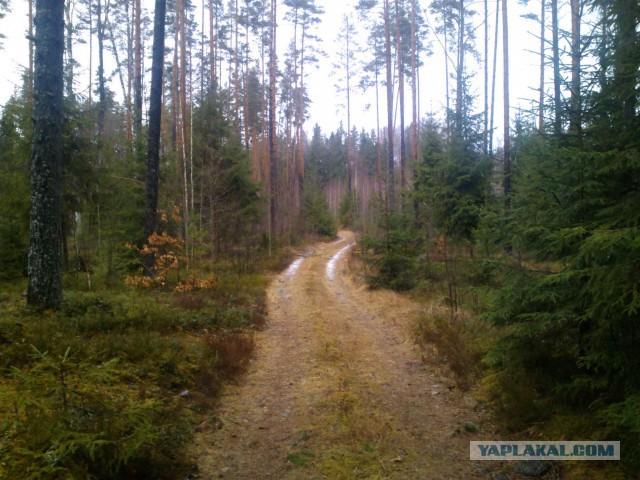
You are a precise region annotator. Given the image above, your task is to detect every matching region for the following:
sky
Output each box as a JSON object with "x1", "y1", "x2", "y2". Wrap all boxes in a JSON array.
[{"x1": 0, "y1": 0, "x2": 553, "y2": 140}]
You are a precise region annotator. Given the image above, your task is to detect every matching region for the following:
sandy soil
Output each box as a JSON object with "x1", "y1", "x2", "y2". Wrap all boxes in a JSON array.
[{"x1": 193, "y1": 231, "x2": 495, "y2": 479}]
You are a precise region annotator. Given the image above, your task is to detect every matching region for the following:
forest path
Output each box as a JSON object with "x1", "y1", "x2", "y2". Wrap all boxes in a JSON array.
[{"x1": 193, "y1": 231, "x2": 488, "y2": 479}]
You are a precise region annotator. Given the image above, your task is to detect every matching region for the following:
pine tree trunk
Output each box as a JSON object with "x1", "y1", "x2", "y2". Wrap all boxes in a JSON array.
[
  {"x1": 28, "y1": 0, "x2": 34, "y2": 97},
  {"x1": 410, "y1": 0, "x2": 417, "y2": 164},
  {"x1": 551, "y1": 0, "x2": 561, "y2": 133},
  {"x1": 134, "y1": 0, "x2": 143, "y2": 134},
  {"x1": 346, "y1": 16, "x2": 352, "y2": 196},
  {"x1": 614, "y1": 0, "x2": 639, "y2": 132},
  {"x1": 269, "y1": 0, "x2": 278, "y2": 238},
  {"x1": 178, "y1": 0, "x2": 190, "y2": 266},
  {"x1": 502, "y1": 0, "x2": 511, "y2": 209},
  {"x1": 395, "y1": 0, "x2": 406, "y2": 191},
  {"x1": 143, "y1": 0, "x2": 167, "y2": 273},
  {"x1": 64, "y1": 2, "x2": 74, "y2": 98},
  {"x1": 456, "y1": 0, "x2": 464, "y2": 137},
  {"x1": 297, "y1": 24, "x2": 306, "y2": 202},
  {"x1": 569, "y1": 0, "x2": 581, "y2": 142},
  {"x1": 97, "y1": 0, "x2": 106, "y2": 152},
  {"x1": 234, "y1": 0, "x2": 240, "y2": 136},
  {"x1": 484, "y1": 0, "x2": 489, "y2": 152},
  {"x1": 539, "y1": 0, "x2": 545, "y2": 132},
  {"x1": 383, "y1": 0, "x2": 395, "y2": 210},
  {"x1": 411, "y1": 0, "x2": 419, "y2": 222},
  {"x1": 27, "y1": 0, "x2": 65, "y2": 309},
  {"x1": 489, "y1": 0, "x2": 500, "y2": 154},
  {"x1": 209, "y1": 0, "x2": 216, "y2": 92}
]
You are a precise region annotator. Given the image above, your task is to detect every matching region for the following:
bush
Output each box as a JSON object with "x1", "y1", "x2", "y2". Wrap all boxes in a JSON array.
[
  {"x1": 415, "y1": 313, "x2": 482, "y2": 390},
  {"x1": 0, "y1": 347, "x2": 184, "y2": 480},
  {"x1": 367, "y1": 252, "x2": 417, "y2": 291}
]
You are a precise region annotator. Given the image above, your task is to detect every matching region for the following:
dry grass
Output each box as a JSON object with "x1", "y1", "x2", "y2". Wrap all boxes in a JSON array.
[
  {"x1": 171, "y1": 292, "x2": 208, "y2": 310},
  {"x1": 414, "y1": 304, "x2": 482, "y2": 391},
  {"x1": 204, "y1": 331, "x2": 255, "y2": 376}
]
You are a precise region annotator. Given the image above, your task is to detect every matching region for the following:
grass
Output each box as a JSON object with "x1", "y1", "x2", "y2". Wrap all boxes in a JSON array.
[{"x1": 0, "y1": 259, "x2": 272, "y2": 480}]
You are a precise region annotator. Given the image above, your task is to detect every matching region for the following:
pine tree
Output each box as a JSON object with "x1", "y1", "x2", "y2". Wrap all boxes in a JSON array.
[
  {"x1": 143, "y1": 0, "x2": 167, "y2": 275},
  {"x1": 27, "y1": 0, "x2": 65, "y2": 308}
]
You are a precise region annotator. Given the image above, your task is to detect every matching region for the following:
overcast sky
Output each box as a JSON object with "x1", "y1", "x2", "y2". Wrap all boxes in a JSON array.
[{"x1": 0, "y1": 0, "x2": 552, "y2": 140}]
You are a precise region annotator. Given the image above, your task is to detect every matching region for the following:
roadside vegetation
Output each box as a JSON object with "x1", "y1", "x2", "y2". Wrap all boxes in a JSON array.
[
  {"x1": 0, "y1": 246, "x2": 289, "y2": 479},
  {"x1": 356, "y1": 114, "x2": 638, "y2": 479}
]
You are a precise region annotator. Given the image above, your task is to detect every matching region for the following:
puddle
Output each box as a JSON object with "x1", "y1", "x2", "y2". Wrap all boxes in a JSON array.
[
  {"x1": 283, "y1": 257, "x2": 304, "y2": 278},
  {"x1": 326, "y1": 243, "x2": 355, "y2": 281}
]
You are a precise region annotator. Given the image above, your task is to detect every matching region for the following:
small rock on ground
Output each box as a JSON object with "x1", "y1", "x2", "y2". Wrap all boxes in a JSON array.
[{"x1": 514, "y1": 460, "x2": 552, "y2": 477}]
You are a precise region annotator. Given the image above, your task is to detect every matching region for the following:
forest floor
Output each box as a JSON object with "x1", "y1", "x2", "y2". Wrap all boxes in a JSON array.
[{"x1": 191, "y1": 231, "x2": 504, "y2": 479}]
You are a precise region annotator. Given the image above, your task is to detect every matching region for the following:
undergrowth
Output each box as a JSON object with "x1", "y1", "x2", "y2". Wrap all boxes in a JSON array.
[
  {"x1": 0, "y1": 262, "x2": 270, "y2": 479},
  {"x1": 354, "y1": 240, "x2": 629, "y2": 479}
]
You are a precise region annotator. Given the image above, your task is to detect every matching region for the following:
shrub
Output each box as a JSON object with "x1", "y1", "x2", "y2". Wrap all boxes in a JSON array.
[
  {"x1": 415, "y1": 313, "x2": 482, "y2": 390},
  {"x1": 0, "y1": 347, "x2": 184, "y2": 480},
  {"x1": 204, "y1": 332, "x2": 255, "y2": 376}
]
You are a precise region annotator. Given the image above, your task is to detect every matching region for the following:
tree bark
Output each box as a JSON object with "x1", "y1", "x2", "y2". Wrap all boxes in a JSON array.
[
  {"x1": 551, "y1": 0, "x2": 561, "y2": 133},
  {"x1": 455, "y1": 0, "x2": 465, "y2": 137},
  {"x1": 489, "y1": 0, "x2": 500, "y2": 154},
  {"x1": 269, "y1": 0, "x2": 278, "y2": 239},
  {"x1": 538, "y1": 0, "x2": 545, "y2": 132},
  {"x1": 134, "y1": 0, "x2": 143, "y2": 134},
  {"x1": 383, "y1": 0, "x2": 395, "y2": 210},
  {"x1": 27, "y1": 0, "x2": 65, "y2": 309},
  {"x1": 97, "y1": 0, "x2": 106, "y2": 152},
  {"x1": 395, "y1": 0, "x2": 406, "y2": 191},
  {"x1": 484, "y1": 0, "x2": 489, "y2": 151},
  {"x1": 64, "y1": 1, "x2": 74, "y2": 99},
  {"x1": 28, "y1": 0, "x2": 34, "y2": 97},
  {"x1": 143, "y1": 0, "x2": 167, "y2": 272},
  {"x1": 569, "y1": 0, "x2": 581, "y2": 142},
  {"x1": 502, "y1": 0, "x2": 511, "y2": 209}
]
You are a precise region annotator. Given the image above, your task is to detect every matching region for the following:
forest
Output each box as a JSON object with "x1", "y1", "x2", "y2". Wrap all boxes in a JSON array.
[{"x1": 0, "y1": 0, "x2": 638, "y2": 478}]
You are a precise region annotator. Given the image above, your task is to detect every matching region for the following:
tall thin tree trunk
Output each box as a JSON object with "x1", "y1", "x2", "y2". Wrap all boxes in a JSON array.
[
  {"x1": 569, "y1": 0, "x2": 581, "y2": 142},
  {"x1": 444, "y1": 13, "x2": 450, "y2": 141},
  {"x1": 484, "y1": 0, "x2": 489, "y2": 152},
  {"x1": 410, "y1": 0, "x2": 418, "y2": 166},
  {"x1": 538, "y1": 0, "x2": 545, "y2": 132},
  {"x1": 411, "y1": 0, "x2": 419, "y2": 222},
  {"x1": 456, "y1": 0, "x2": 464, "y2": 136},
  {"x1": 502, "y1": 0, "x2": 511, "y2": 209},
  {"x1": 209, "y1": 0, "x2": 216, "y2": 92},
  {"x1": 178, "y1": 0, "x2": 190, "y2": 266},
  {"x1": 64, "y1": 2, "x2": 74, "y2": 98},
  {"x1": 297, "y1": 24, "x2": 306, "y2": 202},
  {"x1": 375, "y1": 55, "x2": 381, "y2": 193},
  {"x1": 244, "y1": 22, "x2": 250, "y2": 150},
  {"x1": 97, "y1": 0, "x2": 106, "y2": 153},
  {"x1": 489, "y1": 0, "x2": 500, "y2": 155},
  {"x1": 143, "y1": 0, "x2": 167, "y2": 274},
  {"x1": 395, "y1": 0, "x2": 406, "y2": 191},
  {"x1": 234, "y1": 0, "x2": 240, "y2": 135},
  {"x1": 134, "y1": 0, "x2": 143, "y2": 134},
  {"x1": 383, "y1": 0, "x2": 395, "y2": 210},
  {"x1": 551, "y1": 0, "x2": 561, "y2": 133},
  {"x1": 346, "y1": 16, "x2": 352, "y2": 196},
  {"x1": 27, "y1": 0, "x2": 65, "y2": 308},
  {"x1": 88, "y1": 1, "x2": 93, "y2": 108},
  {"x1": 28, "y1": 0, "x2": 34, "y2": 98},
  {"x1": 172, "y1": 8, "x2": 179, "y2": 150},
  {"x1": 269, "y1": 0, "x2": 278, "y2": 241}
]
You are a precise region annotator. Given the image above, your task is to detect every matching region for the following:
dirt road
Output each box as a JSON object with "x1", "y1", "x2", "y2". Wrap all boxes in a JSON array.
[{"x1": 194, "y1": 231, "x2": 489, "y2": 479}]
